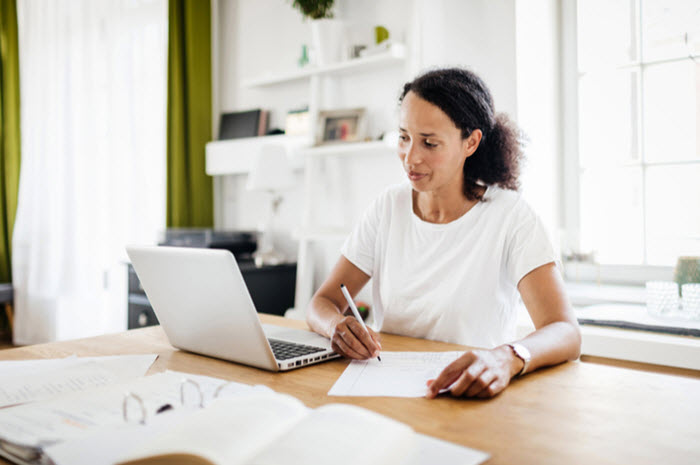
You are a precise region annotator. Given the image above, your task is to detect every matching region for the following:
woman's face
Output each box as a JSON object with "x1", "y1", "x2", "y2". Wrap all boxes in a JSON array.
[{"x1": 398, "y1": 91, "x2": 481, "y2": 195}]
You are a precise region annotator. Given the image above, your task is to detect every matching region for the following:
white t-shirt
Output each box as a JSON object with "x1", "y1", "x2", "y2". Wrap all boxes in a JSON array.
[{"x1": 340, "y1": 182, "x2": 557, "y2": 348}]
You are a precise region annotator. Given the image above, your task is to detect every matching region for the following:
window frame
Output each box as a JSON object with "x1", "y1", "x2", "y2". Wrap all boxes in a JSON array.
[{"x1": 560, "y1": 0, "x2": 697, "y2": 285}]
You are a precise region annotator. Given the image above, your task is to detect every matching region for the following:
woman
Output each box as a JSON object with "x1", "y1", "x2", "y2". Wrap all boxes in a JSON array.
[{"x1": 306, "y1": 68, "x2": 581, "y2": 398}]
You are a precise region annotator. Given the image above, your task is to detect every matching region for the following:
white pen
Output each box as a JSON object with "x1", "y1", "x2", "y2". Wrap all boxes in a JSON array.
[{"x1": 340, "y1": 283, "x2": 381, "y2": 362}]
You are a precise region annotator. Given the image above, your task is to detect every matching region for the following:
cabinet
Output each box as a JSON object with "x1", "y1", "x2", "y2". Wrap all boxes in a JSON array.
[{"x1": 206, "y1": 41, "x2": 411, "y2": 318}]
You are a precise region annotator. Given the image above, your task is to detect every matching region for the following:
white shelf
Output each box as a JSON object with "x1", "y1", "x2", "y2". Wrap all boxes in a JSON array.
[
  {"x1": 241, "y1": 44, "x2": 407, "y2": 88},
  {"x1": 205, "y1": 134, "x2": 312, "y2": 175},
  {"x1": 300, "y1": 140, "x2": 397, "y2": 157}
]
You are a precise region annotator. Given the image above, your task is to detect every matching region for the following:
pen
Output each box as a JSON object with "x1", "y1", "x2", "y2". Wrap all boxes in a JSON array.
[{"x1": 340, "y1": 284, "x2": 381, "y2": 362}]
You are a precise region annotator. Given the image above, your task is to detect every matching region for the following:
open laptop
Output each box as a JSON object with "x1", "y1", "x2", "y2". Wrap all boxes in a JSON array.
[{"x1": 126, "y1": 246, "x2": 339, "y2": 371}]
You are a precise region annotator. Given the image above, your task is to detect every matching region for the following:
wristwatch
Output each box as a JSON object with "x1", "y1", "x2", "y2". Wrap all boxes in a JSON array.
[{"x1": 507, "y1": 343, "x2": 531, "y2": 377}]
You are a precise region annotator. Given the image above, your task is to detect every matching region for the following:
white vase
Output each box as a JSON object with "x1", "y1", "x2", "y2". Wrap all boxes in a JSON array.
[{"x1": 310, "y1": 19, "x2": 344, "y2": 66}]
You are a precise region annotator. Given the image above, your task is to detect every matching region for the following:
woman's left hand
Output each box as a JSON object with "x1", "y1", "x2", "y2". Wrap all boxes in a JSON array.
[{"x1": 425, "y1": 346, "x2": 522, "y2": 399}]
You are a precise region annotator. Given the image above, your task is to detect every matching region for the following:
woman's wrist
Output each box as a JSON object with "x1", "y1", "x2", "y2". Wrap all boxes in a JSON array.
[
  {"x1": 496, "y1": 345, "x2": 525, "y2": 379},
  {"x1": 325, "y1": 312, "x2": 346, "y2": 339}
]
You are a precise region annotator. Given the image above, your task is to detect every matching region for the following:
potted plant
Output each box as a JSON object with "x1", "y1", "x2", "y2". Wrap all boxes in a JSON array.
[
  {"x1": 291, "y1": 0, "x2": 334, "y2": 19},
  {"x1": 290, "y1": 0, "x2": 343, "y2": 65}
]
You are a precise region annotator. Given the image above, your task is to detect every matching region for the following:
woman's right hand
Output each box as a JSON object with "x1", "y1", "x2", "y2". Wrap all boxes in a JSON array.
[{"x1": 329, "y1": 315, "x2": 382, "y2": 359}]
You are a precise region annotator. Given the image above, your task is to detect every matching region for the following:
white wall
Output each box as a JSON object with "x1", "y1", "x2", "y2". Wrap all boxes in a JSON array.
[
  {"x1": 417, "y1": 0, "x2": 518, "y2": 117},
  {"x1": 212, "y1": 0, "x2": 562, "y2": 307},
  {"x1": 515, "y1": 0, "x2": 562, "y2": 246}
]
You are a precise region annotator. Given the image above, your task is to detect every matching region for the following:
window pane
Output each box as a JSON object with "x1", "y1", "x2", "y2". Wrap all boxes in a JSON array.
[
  {"x1": 579, "y1": 69, "x2": 639, "y2": 167},
  {"x1": 578, "y1": 0, "x2": 637, "y2": 70},
  {"x1": 643, "y1": 60, "x2": 700, "y2": 162},
  {"x1": 580, "y1": 167, "x2": 644, "y2": 264},
  {"x1": 642, "y1": 0, "x2": 700, "y2": 62},
  {"x1": 645, "y1": 164, "x2": 700, "y2": 264}
]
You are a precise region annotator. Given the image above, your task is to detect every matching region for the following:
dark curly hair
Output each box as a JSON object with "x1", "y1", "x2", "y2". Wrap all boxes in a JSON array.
[{"x1": 399, "y1": 68, "x2": 524, "y2": 201}]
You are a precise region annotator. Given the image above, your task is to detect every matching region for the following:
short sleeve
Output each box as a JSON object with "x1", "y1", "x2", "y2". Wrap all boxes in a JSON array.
[
  {"x1": 505, "y1": 202, "x2": 558, "y2": 286},
  {"x1": 340, "y1": 194, "x2": 384, "y2": 277}
]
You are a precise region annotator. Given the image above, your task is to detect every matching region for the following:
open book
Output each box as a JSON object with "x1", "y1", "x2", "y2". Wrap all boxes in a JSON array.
[{"x1": 114, "y1": 392, "x2": 488, "y2": 465}]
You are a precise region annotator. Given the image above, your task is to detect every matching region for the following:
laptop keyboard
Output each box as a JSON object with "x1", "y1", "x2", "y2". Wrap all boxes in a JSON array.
[{"x1": 268, "y1": 338, "x2": 325, "y2": 361}]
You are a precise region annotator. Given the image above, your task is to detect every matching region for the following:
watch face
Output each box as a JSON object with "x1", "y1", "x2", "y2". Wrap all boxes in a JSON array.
[
  {"x1": 510, "y1": 344, "x2": 531, "y2": 376},
  {"x1": 513, "y1": 344, "x2": 528, "y2": 360},
  {"x1": 511, "y1": 344, "x2": 531, "y2": 377}
]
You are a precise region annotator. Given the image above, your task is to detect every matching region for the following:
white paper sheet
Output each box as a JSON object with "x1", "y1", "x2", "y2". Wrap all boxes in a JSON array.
[
  {"x1": 0, "y1": 355, "x2": 79, "y2": 377},
  {"x1": 0, "y1": 354, "x2": 157, "y2": 379},
  {"x1": 0, "y1": 354, "x2": 158, "y2": 408},
  {"x1": 328, "y1": 352, "x2": 464, "y2": 397}
]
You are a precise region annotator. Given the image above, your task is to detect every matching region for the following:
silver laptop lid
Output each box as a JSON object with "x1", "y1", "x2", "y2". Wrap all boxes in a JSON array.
[{"x1": 126, "y1": 246, "x2": 279, "y2": 371}]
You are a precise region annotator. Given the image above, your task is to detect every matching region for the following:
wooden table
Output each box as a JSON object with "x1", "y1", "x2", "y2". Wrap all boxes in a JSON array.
[{"x1": 1, "y1": 315, "x2": 699, "y2": 465}]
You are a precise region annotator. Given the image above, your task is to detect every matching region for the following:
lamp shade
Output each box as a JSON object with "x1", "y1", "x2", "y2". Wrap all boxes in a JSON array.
[{"x1": 246, "y1": 144, "x2": 296, "y2": 191}]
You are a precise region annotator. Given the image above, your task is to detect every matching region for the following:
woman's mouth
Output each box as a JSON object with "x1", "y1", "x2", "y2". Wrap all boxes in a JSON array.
[{"x1": 408, "y1": 171, "x2": 427, "y2": 181}]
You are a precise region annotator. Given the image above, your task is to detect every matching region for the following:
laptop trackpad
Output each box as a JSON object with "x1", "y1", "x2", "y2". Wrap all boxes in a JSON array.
[{"x1": 262, "y1": 324, "x2": 333, "y2": 350}]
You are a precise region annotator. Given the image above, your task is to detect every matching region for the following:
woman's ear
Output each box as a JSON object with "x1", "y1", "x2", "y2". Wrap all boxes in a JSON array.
[{"x1": 463, "y1": 129, "x2": 483, "y2": 159}]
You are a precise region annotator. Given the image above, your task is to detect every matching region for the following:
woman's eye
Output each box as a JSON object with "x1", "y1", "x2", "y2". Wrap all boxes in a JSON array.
[
  {"x1": 399, "y1": 134, "x2": 409, "y2": 142},
  {"x1": 424, "y1": 140, "x2": 437, "y2": 148}
]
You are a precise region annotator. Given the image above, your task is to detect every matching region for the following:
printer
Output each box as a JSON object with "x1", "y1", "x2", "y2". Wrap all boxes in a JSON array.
[{"x1": 159, "y1": 228, "x2": 258, "y2": 263}]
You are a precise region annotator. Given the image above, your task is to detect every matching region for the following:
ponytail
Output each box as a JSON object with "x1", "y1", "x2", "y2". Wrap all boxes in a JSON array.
[{"x1": 462, "y1": 113, "x2": 523, "y2": 201}]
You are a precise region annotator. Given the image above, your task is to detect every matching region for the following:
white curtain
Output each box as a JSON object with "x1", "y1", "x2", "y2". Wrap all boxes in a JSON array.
[{"x1": 12, "y1": 0, "x2": 167, "y2": 344}]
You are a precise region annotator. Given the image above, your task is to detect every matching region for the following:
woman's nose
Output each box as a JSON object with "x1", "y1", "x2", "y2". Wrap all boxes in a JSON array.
[{"x1": 404, "y1": 143, "x2": 421, "y2": 167}]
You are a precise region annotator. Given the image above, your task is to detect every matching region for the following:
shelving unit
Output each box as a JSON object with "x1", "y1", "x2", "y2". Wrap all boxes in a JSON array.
[{"x1": 207, "y1": 37, "x2": 410, "y2": 319}]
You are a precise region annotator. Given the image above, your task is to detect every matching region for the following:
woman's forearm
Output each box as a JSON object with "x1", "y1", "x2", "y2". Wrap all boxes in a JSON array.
[
  {"x1": 306, "y1": 295, "x2": 346, "y2": 339},
  {"x1": 306, "y1": 257, "x2": 372, "y2": 340},
  {"x1": 510, "y1": 320, "x2": 581, "y2": 375}
]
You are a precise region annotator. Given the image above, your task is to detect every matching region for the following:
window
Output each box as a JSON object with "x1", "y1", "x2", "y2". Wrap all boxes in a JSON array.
[
  {"x1": 567, "y1": 0, "x2": 700, "y2": 271},
  {"x1": 14, "y1": 0, "x2": 167, "y2": 342}
]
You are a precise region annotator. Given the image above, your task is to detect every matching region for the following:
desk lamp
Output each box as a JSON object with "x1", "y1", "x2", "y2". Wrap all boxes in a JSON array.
[{"x1": 246, "y1": 144, "x2": 296, "y2": 266}]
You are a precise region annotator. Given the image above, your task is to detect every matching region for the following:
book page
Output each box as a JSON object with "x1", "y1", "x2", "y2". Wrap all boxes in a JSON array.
[
  {"x1": 328, "y1": 352, "x2": 464, "y2": 397},
  {"x1": 45, "y1": 408, "x2": 196, "y2": 465},
  {"x1": 248, "y1": 403, "x2": 415, "y2": 465},
  {"x1": 118, "y1": 393, "x2": 310, "y2": 465}
]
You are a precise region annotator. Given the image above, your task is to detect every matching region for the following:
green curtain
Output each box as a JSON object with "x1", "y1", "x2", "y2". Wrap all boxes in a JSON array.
[
  {"x1": 0, "y1": 0, "x2": 21, "y2": 284},
  {"x1": 167, "y1": 0, "x2": 213, "y2": 227}
]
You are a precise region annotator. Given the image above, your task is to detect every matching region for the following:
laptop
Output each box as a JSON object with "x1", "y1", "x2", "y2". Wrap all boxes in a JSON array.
[{"x1": 126, "y1": 246, "x2": 339, "y2": 371}]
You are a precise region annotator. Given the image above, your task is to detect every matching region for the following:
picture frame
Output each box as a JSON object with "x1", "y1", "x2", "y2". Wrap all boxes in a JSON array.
[{"x1": 315, "y1": 108, "x2": 367, "y2": 146}]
